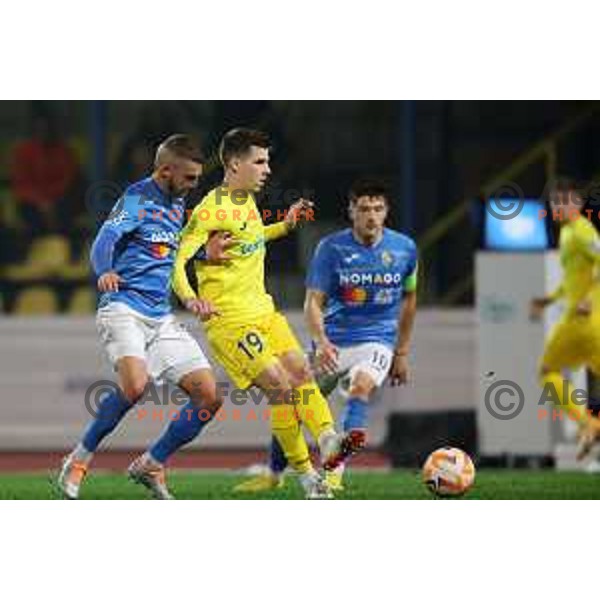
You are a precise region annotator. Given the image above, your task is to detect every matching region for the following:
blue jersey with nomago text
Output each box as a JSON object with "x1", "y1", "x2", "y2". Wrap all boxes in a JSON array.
[
  {"x1": 93, "y1": 177, "x2": 186, "y2": 318},
  {"x1": 305, "y1": 228, "x2": 418, "y2": 348}
]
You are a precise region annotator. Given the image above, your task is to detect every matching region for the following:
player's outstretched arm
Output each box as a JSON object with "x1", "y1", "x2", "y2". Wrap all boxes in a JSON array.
[
  {"x1": 529, "y1": 295, "x2": 557, "y2": 320},
  {"x1": 285, "y1": 198, "x2": 314, "y2": 229},
  {"x1": 263, "y1": 221, "x2": 290, "y2": 241},
  {"x1": 264, "y1": 198, "x2": 315, "y2": 242},
  {"x1": 530, "y1": 279, "x2": 565, "y2": 320}
]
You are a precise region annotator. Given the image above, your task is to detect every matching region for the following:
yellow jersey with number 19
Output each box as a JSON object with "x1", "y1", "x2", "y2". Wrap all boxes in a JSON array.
[{"x1": 172, "y1": 186, "x2": 289, "y2": 326}]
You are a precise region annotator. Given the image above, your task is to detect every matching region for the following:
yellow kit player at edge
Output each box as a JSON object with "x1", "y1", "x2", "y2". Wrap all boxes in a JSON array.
[
  {"x1": 172, "y1": 128, "x2": 340, "y2": 499},
  {"x1": 530, "y1": 179, "x2": 600, "y2": 459}
]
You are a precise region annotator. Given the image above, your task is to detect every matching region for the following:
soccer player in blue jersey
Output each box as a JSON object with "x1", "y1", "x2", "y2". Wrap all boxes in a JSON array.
[
  {"x1": 235, "y1": 178, "x2": 418, "y2": 492},
  {"x1": 58, "y1": 135, "x2": 223, "y2": 500}
]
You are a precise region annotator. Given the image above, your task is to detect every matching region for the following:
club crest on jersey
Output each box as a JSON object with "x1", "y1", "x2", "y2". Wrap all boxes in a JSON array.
[{"x1": 381, "y1": 250, "x2": 394, "y2": 267}]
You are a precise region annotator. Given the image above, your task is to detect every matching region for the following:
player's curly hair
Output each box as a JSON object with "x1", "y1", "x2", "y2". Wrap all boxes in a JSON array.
[
  {"x1": 219, "y1": 128, "x2": 271, "y2": 167},
  {"x1": 349, "y1": 177, "x2": 390, "y2": 204}
]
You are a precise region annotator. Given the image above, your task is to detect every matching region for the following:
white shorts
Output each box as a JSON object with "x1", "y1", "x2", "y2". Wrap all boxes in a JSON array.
[
  {"x1": 318, "y1": 342, "x2": 392, "y2": 395},
  {"x1": 96, "y1": 302, "x2": 211, "y2": 385}
]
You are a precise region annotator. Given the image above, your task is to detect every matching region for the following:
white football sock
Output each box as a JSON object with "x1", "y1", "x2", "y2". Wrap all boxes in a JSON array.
[
  {"x1": 298, "y1": 469, "x2": 320, "y2": 491},
  {"x1": 71, "y1": 443, "x2": 93, "y2": 465},
  {"x1": 318, "y1": 429, "x2": 338, "y2": 457}
]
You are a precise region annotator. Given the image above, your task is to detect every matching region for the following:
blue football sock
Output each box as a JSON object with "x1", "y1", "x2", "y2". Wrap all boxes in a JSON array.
[
  {"x1": 269, "y1": 435, "x2": 288, "y2": 474},
  {"x1": 81, "y1": 390, "x2": 132, "y2": 452},
  {"x1": 342, "y1": 397, "x2": 369, "y2": 431},
  {"x1": 149, "y1": 401, "x2": 214, "y2": 464}
]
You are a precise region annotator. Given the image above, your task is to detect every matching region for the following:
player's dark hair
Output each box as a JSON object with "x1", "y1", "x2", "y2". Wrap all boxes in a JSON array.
[
  {"x1": 219, "y1": 128, "x2": 271, "y2": 167},
  {"x1": 349, "y1": 178, "x2": 390, "y2": 205},
  {"x1": 156, "y1": 134, "x2": 204, "y2": 165}
]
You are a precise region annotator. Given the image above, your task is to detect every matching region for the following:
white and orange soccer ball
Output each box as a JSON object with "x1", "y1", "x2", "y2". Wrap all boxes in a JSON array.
[{"x1": 422, "y1": 447, "x2": 475, "y2": 497}]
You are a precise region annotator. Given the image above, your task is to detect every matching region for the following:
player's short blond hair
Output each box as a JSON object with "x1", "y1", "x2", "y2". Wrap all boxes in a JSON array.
[{"x1": 154, "y1": 134, "x2": 204, "y2": 168}]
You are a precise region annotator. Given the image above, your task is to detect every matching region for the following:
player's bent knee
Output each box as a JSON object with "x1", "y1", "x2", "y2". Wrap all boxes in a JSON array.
[
  {"x1": 117, "y1": 357, "x2": 149, "y2": 403},
  {"x1": 186, "y1": 382, "x2": 223, "y2": 414},
  {"x1": 121, "y1": 379, "x2": 148, "y2": 403},
  {"x1": 202, "y1": 392, "x2": 224, "y2": 415},
  {"x1": 279, "y1": 351, "x2": 312, "y2": 388},
  {"x1": 255, "y1": 365, "x2": 292, "y2": 404},
  {"x1": 349, "y1": 372, "x2": 376, "y2": 399}
]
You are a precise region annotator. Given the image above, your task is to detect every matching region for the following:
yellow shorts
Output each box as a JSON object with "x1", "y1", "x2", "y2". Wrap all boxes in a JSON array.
[
  {"x1": 541, "y1": 316, "x2": 600, "y2": 373},
  {"x1": 206, "y1": 311, "x2": 303, "y2": 389}
]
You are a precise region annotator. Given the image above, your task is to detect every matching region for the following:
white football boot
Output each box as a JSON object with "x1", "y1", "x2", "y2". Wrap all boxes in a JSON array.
[
  {"x1": 128, "y1": 454, "x2": 174, "y2": 500},
  {"x1": 58, "y1": 455, "x2": 88, "y2": 500}
]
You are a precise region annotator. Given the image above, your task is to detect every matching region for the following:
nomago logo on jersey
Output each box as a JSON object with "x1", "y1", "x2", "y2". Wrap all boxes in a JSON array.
[
  {"x1": 339, "y1": 272, "x2": 404, "y2": 286},
  {"x1": 148, "y1": 230, "x2": 178, "y2": 244}
]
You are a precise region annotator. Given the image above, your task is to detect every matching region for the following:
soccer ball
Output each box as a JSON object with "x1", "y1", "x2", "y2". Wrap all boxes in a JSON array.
[{"x1": 422, "y1": 447, "x2": 475, "y2": 497}]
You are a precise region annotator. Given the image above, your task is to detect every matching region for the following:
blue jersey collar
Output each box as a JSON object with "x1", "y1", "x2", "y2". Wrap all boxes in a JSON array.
[{"x1": 350, "y1": 228, "x2": 386, "y2": 249}]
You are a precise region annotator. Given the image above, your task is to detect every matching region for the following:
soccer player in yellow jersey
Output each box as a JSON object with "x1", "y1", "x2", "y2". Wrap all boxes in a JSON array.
[
  {"x1": 530, "y1": 179, "x2": 600, "y2": 459},
  {"x1": 172, "y1": 128, "x2": 339, "y2": 498}
]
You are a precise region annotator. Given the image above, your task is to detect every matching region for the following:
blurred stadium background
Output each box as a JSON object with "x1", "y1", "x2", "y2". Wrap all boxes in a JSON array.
[{"x1": 2, "y1": 100, "x2": 600, "y2": 492}]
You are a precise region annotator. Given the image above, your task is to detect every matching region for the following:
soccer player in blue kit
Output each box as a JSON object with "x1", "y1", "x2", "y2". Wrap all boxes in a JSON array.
[
  {"x1": 235, "y1": 178, "x2": 418, "y2": 493},
  {"x1": 59, "y1": 135, "x2": 223, "y2": 500}
]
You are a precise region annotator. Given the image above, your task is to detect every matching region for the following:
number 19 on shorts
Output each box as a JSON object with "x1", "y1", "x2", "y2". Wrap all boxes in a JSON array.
[{"x1": 237, "y1": 331, "x2": 265, "y2": 360}]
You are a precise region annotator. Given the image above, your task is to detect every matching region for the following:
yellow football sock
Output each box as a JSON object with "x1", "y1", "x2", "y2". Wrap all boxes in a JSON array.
[
  {"x1": 540, "y1": 371, "x2": 589, "y2": 425},
  {"x1": 270, "y1": 403, "x2": 312, "y2": 474},
  {"x1": 293, "y1": 381, "x2": 335, "y2": 442}
]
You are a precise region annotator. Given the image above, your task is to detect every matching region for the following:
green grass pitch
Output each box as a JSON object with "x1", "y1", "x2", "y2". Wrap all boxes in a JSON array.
[{"x1": 0, "y1": 469, "x2": 599, "y2": 499}]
